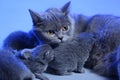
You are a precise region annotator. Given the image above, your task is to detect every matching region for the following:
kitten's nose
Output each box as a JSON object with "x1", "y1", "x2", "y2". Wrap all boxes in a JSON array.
[{"x1": 58, "y1": 37, "x2": 63, "y2": 41}]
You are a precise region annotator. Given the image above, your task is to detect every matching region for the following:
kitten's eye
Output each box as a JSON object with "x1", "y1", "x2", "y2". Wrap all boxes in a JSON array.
[
  {"x1": 47, "y1": 30, "x2": 55, "y2": 35},
  {"x1": 62, "y1": 26, "x2": 68, "y2": 31}
]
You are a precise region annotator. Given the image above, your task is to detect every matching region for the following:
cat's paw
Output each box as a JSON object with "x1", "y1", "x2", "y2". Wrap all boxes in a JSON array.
[
  {"x1": 79, "y1": 68, "x2": 85, "y2": 73},
  {"x1": 20, "y1": 49, "x2": 33, "y2": 60},
  {"x1": 35, "y1": 73, "x2": 49, "y2": 80},
  {"x1": 74, "y1": 68, "x2": 85, "y2": 73},
  {"x1": 47, "y1": 67, "x2": 72, "y2": 75},
  {"x1": 63, "y1": 71, "x2": 72, "y2": 75}
]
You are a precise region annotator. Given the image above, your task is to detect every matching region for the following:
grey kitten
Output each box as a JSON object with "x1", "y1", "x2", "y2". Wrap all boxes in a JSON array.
[
  {"x1": 29, "y1": 1, "x2": 75, "y2": 48},
  {"x1": 16, "y1": 44, "x2": 54, "y2": 80},
  {"x1": 46, "y1": 33, "x2": 95, "y2": 75},
  {"x1": 0, "y1": 49, "x2": 35, "y2": 80},
  {"x1": 3, "y1": 1, "x2": 74, "y2": 49}
]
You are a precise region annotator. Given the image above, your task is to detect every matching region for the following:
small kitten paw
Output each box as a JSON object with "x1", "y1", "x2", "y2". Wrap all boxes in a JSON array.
[
  {"x1": 74, "y1": 68, "x2": 85, "y2": 73},
  {"x1": 63, "y1": 71, "x2": 72, "y2": 75},
  {"x1": 79, "y1": 68, "x2": 85, "y2": 73},
  {"x1": 20, "y1": 49, "x2": 33, "y2": 59},
  {"x1": 35, "y1": 73, "x2": 49, "y2": 80}
]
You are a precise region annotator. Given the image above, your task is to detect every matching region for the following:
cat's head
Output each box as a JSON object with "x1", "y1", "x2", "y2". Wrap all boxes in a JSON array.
[
  {"x1": 29, "y1": 1, "x2": 74, "y2": 44},
  {"x1": 31, "y1": 44, "x2": 54, "y2": 73}
]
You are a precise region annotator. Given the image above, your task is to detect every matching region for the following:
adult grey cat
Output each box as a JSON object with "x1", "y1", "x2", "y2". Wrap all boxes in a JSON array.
[
  {"x1": 84, "y1": 14, "x2": 120, "y2": 79},
  {"x1": 2, "y1": 1, "x2": 120, "y2": 79},
  {"x1": 0, "y1": 49, "x2": 35, "y2": 80}
]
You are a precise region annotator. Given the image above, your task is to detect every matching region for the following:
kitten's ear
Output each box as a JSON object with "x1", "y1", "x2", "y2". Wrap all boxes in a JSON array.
[
  {"x1": 29, "y1": 9, "x2": 43, "y2": 26},
  {"x1": 61, "y1": 1, "x2": 71, "y2": 15}
]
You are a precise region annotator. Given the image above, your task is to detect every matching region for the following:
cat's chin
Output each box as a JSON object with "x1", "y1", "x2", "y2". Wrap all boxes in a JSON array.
[{"x1": 50, "y1": 40, "x2": 63, "y2": 44}]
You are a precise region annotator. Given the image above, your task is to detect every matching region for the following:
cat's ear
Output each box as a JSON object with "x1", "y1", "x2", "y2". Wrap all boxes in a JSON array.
[
  {"x1": 61, "y1": 1, "x2": 71, "y2": 16},
  {"x1": 29, "y1": 9, "x2": 43, "y2": 26}
]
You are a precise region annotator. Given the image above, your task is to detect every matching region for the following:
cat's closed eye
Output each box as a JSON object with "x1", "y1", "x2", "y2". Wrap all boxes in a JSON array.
[{"x1": 62, "y1": 26, "x2": 68, "y2": 31}]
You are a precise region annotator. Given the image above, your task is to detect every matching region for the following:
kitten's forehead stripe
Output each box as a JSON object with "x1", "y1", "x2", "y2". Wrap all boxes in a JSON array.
[
  {"x1": 49, "y1": 13, "x2": 59, "y2": 30},
  {"x1": 39, "y1": 8, "x2": 71, "y2": 32}
]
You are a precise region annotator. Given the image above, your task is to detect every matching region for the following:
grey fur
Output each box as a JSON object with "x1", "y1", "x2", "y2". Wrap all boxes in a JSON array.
[
  {"x1": 0, "y1": 49, "x2": 35, "y2": 80},
  {"x1": 117, "y1": 46, "x2": 120, "y2": 80},
  {"x1": 16, "y1": 44, "x2": 53, "y2": 80},
  {"x1": 19, "y1": 33, "x2": 95, "y2": 76},
  {"x1": 46, "y1": 33, "x2": 95, "y2": 75},
  {"x1": 93, "y1": 46, "x2": 120, "y2": 80},
  {"x1": 28, "y1": 4, "x2": 120, "y2": 78},
  {"x1": 84, "y1": 15, "x2": 120, "y2": 79},
  {"x1": 3, "y1": 31, "x2": 38, "y2": 50},
  {"x1": 29, "y1": 1, "x2": 74, "y2": 45}
]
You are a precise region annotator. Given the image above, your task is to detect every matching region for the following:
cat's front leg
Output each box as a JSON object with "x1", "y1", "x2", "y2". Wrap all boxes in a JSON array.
[{"x1": 74, "y1": 61, "x2": 85, "y2": 73}]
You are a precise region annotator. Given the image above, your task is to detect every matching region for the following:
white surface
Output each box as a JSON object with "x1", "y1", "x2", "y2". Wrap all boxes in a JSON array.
[{"x1": 43, "y1": 68, "x2": 109, "y2": 80}]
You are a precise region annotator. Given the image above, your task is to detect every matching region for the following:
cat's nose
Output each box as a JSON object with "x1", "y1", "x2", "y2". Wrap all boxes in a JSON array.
[{"x1": 58, "y1": 37, "x2": 63, "y2": 41}]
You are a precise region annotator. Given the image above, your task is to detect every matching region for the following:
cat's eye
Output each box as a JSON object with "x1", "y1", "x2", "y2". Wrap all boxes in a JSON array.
[
  {"x1": 62, "y1": 26, "x2": 68, "y2": 31},
  {"x1": 47, "y1": 30, "x2": 55, "y2": 35}
]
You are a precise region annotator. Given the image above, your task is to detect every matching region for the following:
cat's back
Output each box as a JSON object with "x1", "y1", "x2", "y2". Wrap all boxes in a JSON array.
[
  {"x1": 3, "y1": 30, "x2": 38, "y2": 50},
  {"x1": 86, "y1": 15, "x2": 120, "y2": 34},
  {"x1": 86, "y1": 14, "x2": 120, "y2": 46}
]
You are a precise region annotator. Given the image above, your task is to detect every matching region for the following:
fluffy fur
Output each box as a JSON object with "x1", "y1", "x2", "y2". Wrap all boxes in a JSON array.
[
  {"x1": 47, "y1": 33, "x2": 95, "y2": 75},
  {"x1": 84, "y1": 15, "x2": 120, "y2": 79},
  {"x1": 0, "y1": 49, "x2": 35, "y2": 80},
  {"x1": 3, "y1": 31, "x2": 38, "y2": 50},
  {"x1": 28, "y1": 1, "x2": 75, "y2": 47},
  {"x1": 16, "y1": 44, "x2": 53, "y2": 80}
]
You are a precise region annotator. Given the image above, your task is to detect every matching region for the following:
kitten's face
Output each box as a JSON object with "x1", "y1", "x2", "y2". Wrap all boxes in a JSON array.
[{"x1": 29, "y1": 1, "x2": 74, "y2": 44}]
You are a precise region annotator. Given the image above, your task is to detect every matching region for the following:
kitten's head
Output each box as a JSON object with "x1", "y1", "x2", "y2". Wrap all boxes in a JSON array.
[{"x1": 29, "y1": 1, "x2": 74, "y2": 44}]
